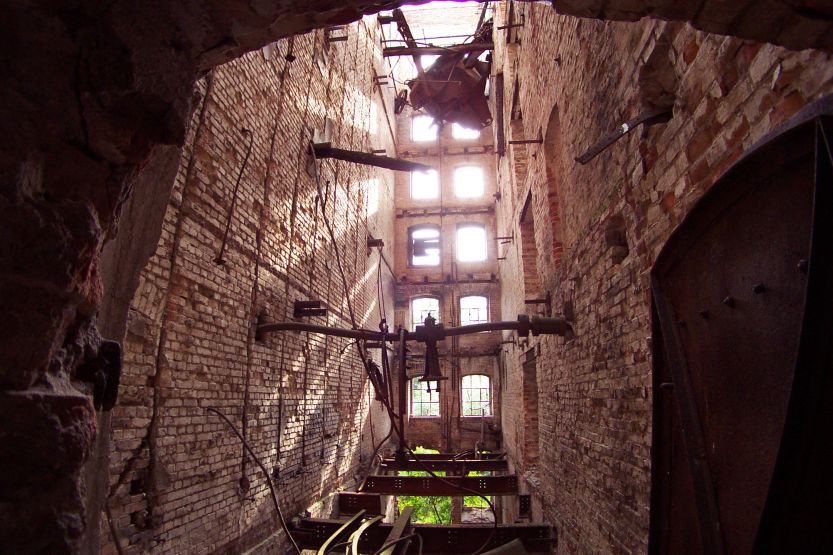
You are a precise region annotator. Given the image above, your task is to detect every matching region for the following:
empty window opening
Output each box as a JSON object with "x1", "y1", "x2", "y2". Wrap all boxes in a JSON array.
[
  {"x1": 454, "y1": 165, "x2": 485, "y2": 198},
  {"x1": 411, "y1": 297, "x2": 440, "y2": 330},
  {"x1": 409, "y1": 225, "x2": 441, "y2": 266},
  {"x1": 411, "y1": 169, "x2": 439, "y2": 199},
  {"x1": 460, "y1": 295, "x2": 488, "y2": 326},
  {"x1": 420, "y1": 54, "x2": 440, "y2": 70},
  {"x1": 411, "y1": 378, "x2": 440, "y2": 417},
  {"x1": 462, "y1": 374, "x2": 491, "y2": 416},
  {"x1": 412, "y1": 115, "x2": 438, "y2": 142},
  {"x1": 453, "y1": 123, "x2": 481, "y2": 140},
  {"x1": 456, "y1": 224, "x2": 487, "y2": 262},
  {"x1": 543, "y1": 105, "x2": 565, "y2": 263}
]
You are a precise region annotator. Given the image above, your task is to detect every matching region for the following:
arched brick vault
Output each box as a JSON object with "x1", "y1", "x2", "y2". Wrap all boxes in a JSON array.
[{"x1": 0, "y1": 0, "x2": 832, "y2": 553}]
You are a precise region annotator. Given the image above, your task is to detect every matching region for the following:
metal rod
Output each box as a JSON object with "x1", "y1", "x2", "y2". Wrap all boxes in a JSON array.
[
  {"x1": 215, "y1": 128, "x2": 254, "y2": 264},
  {"x1": 311, "y1": 143, "x2": 434, "y2": 172},
  {"x1": 508, "y1": 139, "x2": 543, "y2": 145}
]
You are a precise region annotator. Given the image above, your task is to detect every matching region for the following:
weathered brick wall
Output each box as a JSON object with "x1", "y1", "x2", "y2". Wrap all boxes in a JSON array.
[
  {"x1": 103, "y1": 20, "x2": 397, "y2": 554},
  {"x1": 390, "y1": 106, "x2": 504, "y2": 454},
  {"x1": 494, "y1": 2, "x2": 833, "y2": 552}
]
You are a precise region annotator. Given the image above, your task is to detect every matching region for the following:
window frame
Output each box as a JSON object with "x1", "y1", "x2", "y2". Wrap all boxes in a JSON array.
[
  {"x1": 408, "y1": 224, "x2": 442, "y2": 267},
  {"x1": 461, "y1": 374, "x2": 492, "y2": 417},
  {"x1": 411, "y1": 296, "x2": 440, "y2": 331},
  {"x1": 459, "y1": 295, "x2": 489, "y2": 326},
  {"x1": 410, "y1": 378, "x2": 441, "y2": 417},
  {"x1": 455, "y1": 222, "x2": 487, "y2": 263}
]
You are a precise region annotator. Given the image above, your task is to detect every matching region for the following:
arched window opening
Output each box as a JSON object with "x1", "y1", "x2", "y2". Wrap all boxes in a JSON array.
[
  {"x1": 456, "y1": 224, "x2": 487, "y2": 262},
  {"x1": 410, "y1": 378, "x2": 440, "y2": 417},
  {"x1": 409, "y1": 225, "x2": 441, "y2": 266},
  {"x1": 411, "y1": 169, "x2": 439, "y2": 199},
  {"x1": 411, "y1": 297, "x2": 440, "y2": 331},
  {"x1": 462, "y1": 374, "x2": 491, "y2": 416},
  {"x1": 454, "y1": 165, "x2": 484, "y2": 198},
  {"x1": 460, "y1": 295, "x2": 488, "y2": 326}
]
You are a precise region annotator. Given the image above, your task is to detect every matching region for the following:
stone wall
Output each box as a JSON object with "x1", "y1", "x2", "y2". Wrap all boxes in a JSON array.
[
  {"x1": 493, "y1": 2, "x2": 833, "y2": 552},
  {"x1": 102, "y1": 22, "x2": 397, "y2": 554}
]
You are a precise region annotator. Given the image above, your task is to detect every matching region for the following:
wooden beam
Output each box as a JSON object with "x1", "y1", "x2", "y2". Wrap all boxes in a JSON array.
[
  {"x1": 312, "y1": 143, "x2": 434, "y2": 172},
  {"x1": 359, "y1": 474, "x2": 518, "y2": 495},
  {"x1": 383, "y1": 43, "x2": 494, "y2": 57}
]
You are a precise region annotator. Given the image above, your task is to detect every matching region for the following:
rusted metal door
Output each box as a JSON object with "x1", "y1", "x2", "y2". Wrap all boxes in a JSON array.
[{"x1": 650, "y1": 98, "x2": 833, "y2": 554}]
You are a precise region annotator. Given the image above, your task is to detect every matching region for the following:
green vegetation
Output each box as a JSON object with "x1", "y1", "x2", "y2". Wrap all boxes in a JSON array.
[
  {"x1": 464, "y1": 470, "x2": 492, "y2": 508},
  {"x1": 397, "y1": 446, "x2": 451, "y2": 524}
]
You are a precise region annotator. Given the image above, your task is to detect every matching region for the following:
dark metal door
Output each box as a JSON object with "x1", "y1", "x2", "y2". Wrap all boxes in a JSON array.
[{"x1": 650, "y1": 98, "x2": 833, "y2": 554}]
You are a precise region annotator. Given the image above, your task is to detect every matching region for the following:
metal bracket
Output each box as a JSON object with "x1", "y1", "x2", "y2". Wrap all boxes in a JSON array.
[{"x1": 294, "y1": 300, "x2": 327, "y2": 318}]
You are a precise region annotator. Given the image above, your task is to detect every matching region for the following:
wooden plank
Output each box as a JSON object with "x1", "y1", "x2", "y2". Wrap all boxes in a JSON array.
[{"x1": 359, "y1": 475, "x2": 517, "y2": 495}]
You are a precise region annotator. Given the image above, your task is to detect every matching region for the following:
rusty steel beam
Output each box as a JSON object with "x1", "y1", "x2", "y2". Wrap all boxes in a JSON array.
[
  {"x1": 380, "y1": 458, "x2": 508, "y2": 472},
  {"x1": 338, "y1": 492, "x2": 383, "y2": 516},
  {"x1": 359, "y1": 475, "x2": 518, "y2": 495},
  {"x1": 290, "y1": 519, "x2": 555, "y2": 554},
  {"x1": 575, "y1": 108, "x2": 672, "y2": 164},
  {"x1": 383, "y1": 43, "x2": 494, "y2": 57},
  {"x1": 311, "y1": 143, "x2": 434, "y2": 172}
]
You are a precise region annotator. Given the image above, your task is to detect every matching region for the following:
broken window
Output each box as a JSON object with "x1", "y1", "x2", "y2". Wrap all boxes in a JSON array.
[
  {"x1": 411, "y1": 297, "x2": 440, "y2": 330},
  {"x1": 460, "y1": 295, "x2": 488, "y2": 326},
  {"x1": 412, "y1": 115, "x2": 437, "y2": 142},
  {"x1": 456, "y1": 223, "x2": 487, "y2": 262},
  {"x1": 453, "y1": 123, "x2": 480, "y2": 140},
  {"x1": 454, "y1": 165, "x2": 484, "y2": 198},
  {"x1": 411, "y1": 378, "x2": 440, "y2": 417},
  {"x1": 409, "y1": 225, "x2": 441, "y2": 266},
  {"x1": 462, "y1": 374, "x2": 491, "y2": 416},
  {"x1": 411, "y1": 169, "x2": 439, "y2": 199}
]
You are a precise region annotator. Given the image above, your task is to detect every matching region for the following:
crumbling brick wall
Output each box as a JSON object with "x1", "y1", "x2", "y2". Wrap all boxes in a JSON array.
[
  {"x1": 103, "y1": 21, "x2": 397, "y2": 555},
  {"x1": 493, "y1": 2, "x2": 833, "y2": 552}
]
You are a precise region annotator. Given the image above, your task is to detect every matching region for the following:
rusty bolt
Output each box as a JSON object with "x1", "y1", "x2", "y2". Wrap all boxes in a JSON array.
[
  {"x1": 722, "y1": 296, "x2": 735, "y2": 307},
  {"x1": 753, "y1": 283, "x2": 766, "y2": 294},
  {"x1": 798, "y1": 259, "x2": 808, "y2": 273}
]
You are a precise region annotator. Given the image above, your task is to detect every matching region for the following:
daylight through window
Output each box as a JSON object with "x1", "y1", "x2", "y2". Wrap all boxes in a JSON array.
[
  {"x1": 412, "y1": 297, "x2": 440, "y2": 330},
  {"x1": 453, "y1": 123, "x2": 481, "y2": 140},
  {"x1": 462, "y1": 374, "x2": 491, "y2": 416},
  {"x1": 411, "y1": 169, "x2": 439, "y2": 199},
  {"x1": 460, "y1": 295, "x2": 488, "y2": 326},
  {"x1": 456, "y1": 224, "x2": 487, "y2": 262},
  {"x1": 411, "y1": 378, "x2": 440, "y2": 416},
  {"x1": 412, "y1": 115, "x2": 438, "y2": 142},
  {"x1": 454, "y1": 165, "x2": 484, "y2": 198},
  {"x1": 410, "y1": 226, "x2": 441, "y2": 266}
]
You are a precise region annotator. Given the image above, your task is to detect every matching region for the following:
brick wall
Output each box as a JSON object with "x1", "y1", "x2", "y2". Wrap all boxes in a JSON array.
[
  {"x1": 103, "y1": 20, "x2": 398, "y2": 554},
  {"x1": 494, "y1": 2, "x2": 833, "y2": 552}
]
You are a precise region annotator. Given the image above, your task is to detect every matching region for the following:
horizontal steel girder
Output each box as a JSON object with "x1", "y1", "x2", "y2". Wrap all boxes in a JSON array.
[
  {"x1": 290, "y1": 519, "x2": 555, "y2": 554},
  {"x1": 380, "y1": 458, "x2": 508, "y2": 472},
  {"x1": 360, "y1": 475, "x2": 518, "y2": 495}
]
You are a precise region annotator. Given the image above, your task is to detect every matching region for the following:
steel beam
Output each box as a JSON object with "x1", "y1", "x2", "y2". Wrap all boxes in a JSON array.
[
  {"x1": 290, "y1": 519, "x2": 555, "y2": 554},
  {"x1": 380, "y1": 458, "x2": 508, "y2": 472},
  {"x1": 311, "y1": 143, "x2": 434, "y2": 173},
  {"x1": 383, "y1": 43, "x2": 494, "y2": 57},
  {"x1": 338, "y1": 493, "x2": 383, "y2": 516},
  {"x1": 360, "y1": 475, "x2": 518, "y2": 495}
]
